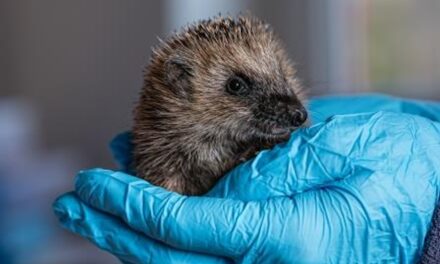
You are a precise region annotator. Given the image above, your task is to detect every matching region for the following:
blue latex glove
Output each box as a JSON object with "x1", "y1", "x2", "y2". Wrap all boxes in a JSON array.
[{"x1": 53, "y1": 94, "x2": 440, "y2": 263}]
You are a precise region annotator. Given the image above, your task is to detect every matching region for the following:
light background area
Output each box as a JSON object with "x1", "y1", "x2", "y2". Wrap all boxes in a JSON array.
[{"x1": 0, "y1": 1, "x2": 439, "y2": 263}]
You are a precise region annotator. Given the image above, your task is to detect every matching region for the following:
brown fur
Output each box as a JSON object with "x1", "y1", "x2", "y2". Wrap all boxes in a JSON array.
[{"x1": 132, "y1": 15, "x2": 307, "y2": 195}]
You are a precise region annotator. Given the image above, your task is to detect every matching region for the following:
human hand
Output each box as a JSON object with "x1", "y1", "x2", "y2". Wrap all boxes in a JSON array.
[{"x1": 54, "y1": 110, "x2": 440, "y2": 263}]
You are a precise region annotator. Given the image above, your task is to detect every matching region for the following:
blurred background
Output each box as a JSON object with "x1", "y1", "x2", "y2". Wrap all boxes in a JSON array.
[{"x1": 1, "y1": 0, "x2": 439, "y2": 263}]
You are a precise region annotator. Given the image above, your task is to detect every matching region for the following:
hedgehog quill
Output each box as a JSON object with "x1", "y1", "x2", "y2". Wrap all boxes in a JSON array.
[{"x1": 133, "y1": 15, "x2": 308, "y2": 195}]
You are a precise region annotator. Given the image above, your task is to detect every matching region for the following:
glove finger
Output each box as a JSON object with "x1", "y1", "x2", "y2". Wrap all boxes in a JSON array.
[
  {"x1": 109, "y1": 131, "x2": 134, "y2": 173},
  {"x1": 53, "y1": 193, "x2": 230, "y2": 264},
  {"x1": 75, "y1": 169, "x2": 263, "y2": 259}
]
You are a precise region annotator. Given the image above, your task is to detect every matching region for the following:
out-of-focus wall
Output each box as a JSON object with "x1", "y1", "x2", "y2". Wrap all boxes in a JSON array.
[
  {"x1": 368, "y1": 0, "x2": 440, "y2": 100},
  {"x1": 1, "y1": 1, "x2": 163, "y2": 263},
  {"x1": 1, "y1": 0, "x2": 162, "y2": 168}
]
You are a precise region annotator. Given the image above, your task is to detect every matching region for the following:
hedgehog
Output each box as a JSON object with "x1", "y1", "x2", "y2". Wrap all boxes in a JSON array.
[{"x1": 132, "y1": 15, "x2": 308, "y2": 195}]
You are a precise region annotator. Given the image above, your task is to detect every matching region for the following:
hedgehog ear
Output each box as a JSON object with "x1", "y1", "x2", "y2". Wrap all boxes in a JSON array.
[{"x1": 164, "y1": 57, "x2": 193, "y2": 99}]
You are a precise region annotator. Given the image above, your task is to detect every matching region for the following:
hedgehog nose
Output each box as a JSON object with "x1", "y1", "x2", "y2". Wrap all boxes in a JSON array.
[{"x1": 292, "y1": 107, "x2": 308, "y2": 127}]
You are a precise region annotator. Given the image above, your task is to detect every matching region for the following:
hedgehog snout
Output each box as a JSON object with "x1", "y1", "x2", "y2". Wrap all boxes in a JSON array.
[{"x1": 256, "y1": 95, "x2": 307, "y2": 128}]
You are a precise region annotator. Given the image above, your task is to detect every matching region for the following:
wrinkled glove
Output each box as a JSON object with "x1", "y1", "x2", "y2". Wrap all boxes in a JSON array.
[{"x1": 53, "y1": 94, "x2": 440, "y2": 263}]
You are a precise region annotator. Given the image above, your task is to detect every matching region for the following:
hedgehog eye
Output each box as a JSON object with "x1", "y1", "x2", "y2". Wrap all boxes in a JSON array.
[{"x1": 226, "y1": 76, "x2": 250, "y2": 96}]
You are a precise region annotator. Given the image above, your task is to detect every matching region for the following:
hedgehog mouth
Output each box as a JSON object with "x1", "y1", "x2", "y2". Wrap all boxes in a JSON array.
[
  {"x1": 270, "y1": 125, "x2": 293, "y2": 135},
  {"x1": 253, "y1": 122, "x2": 296, "y2": 141}
]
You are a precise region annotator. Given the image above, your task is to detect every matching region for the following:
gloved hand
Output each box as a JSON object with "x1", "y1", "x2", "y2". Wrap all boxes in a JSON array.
[{"x1": 53, "y1": 94, "x2": 440, "y2": 263}]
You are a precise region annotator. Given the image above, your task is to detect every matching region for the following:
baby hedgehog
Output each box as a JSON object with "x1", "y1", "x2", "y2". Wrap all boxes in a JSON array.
[{"x1": 133, "y1": 15, "x2": 308, "y2": 195}]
